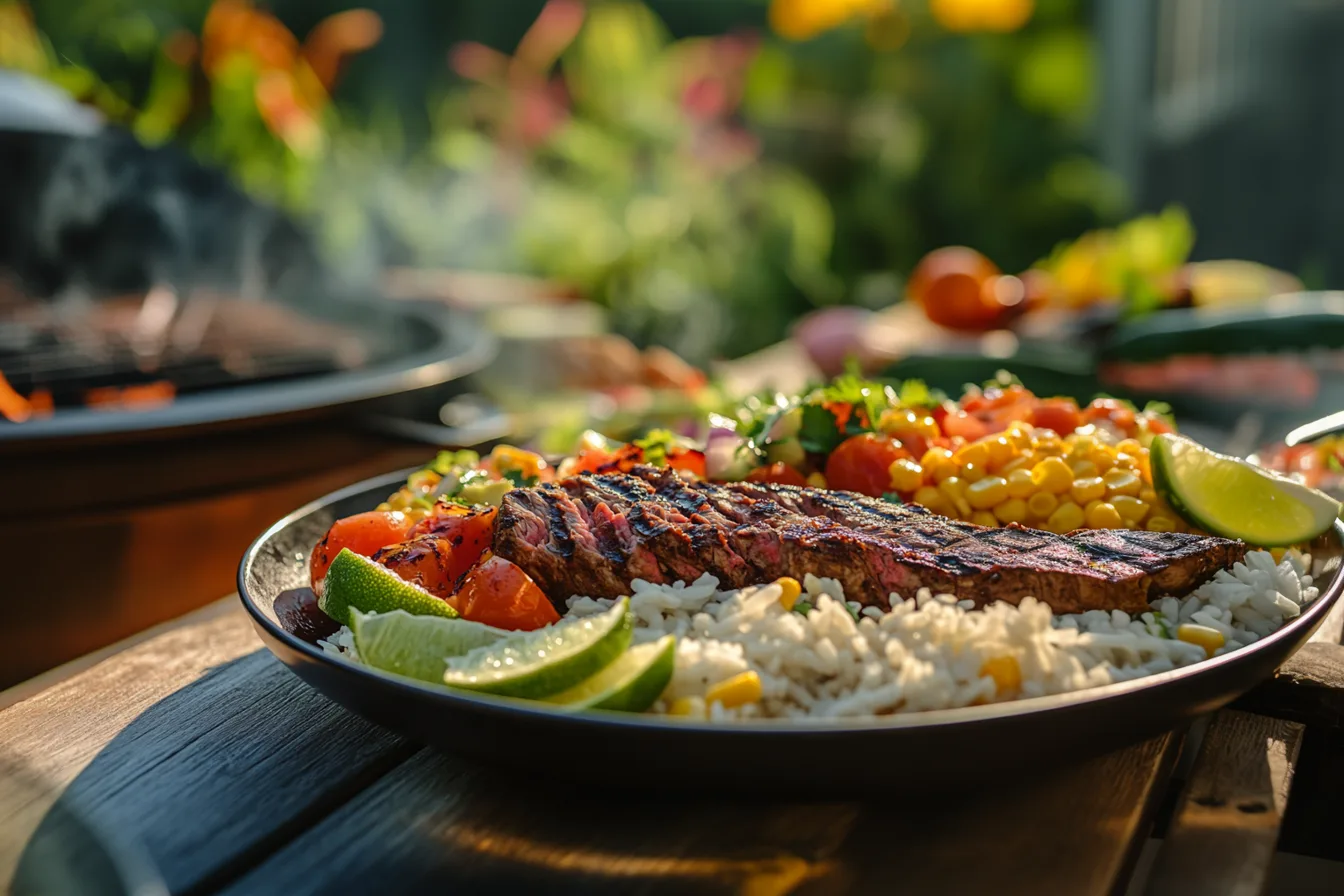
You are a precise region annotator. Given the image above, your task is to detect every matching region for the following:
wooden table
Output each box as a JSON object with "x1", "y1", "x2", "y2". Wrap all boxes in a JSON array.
[{"x1": 3, "y1": 599, "x2": 1343, "y2": 895}]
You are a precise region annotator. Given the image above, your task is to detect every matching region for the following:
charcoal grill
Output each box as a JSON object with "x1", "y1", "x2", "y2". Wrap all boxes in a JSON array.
[{"x1": 0, "y1": 295, "x2": 493, "y2": 446}]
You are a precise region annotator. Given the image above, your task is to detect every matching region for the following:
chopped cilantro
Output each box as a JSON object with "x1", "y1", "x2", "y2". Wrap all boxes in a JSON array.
[
  {"x1": 1141, "y1": 400, "x2": 1177, "y2": 429},
  {"x1": 503, "y1": 469, "x2": 539, "y2": 487},
  {"x1": 897, "y1": 379, "x2": 945, "y2": 409},
  {"x1": 983, "y1": 370, "x2": 1023, "y2": 390},
  {"x1": 427, "y1": 449, "x2": 480, "y2": 476},
  {"x1": 1154, "y1": 612, "x2": 1175, "y2": 639},
  {"x1": 799, "y1": 403, "x2": 845, "y2": 454},
  {"x1": 882, "y1": 492, "x2": 904, "y2": 504},
  {"x1": 634, "y1": 428, "x2": 690, "y2": 467},
  {"x1": 458, "y1": 469, "x2": 490, "y2": 488}
]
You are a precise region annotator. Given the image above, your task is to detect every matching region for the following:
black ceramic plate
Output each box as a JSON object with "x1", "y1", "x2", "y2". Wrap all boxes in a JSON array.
[{"x1": 239, "y1": 471, "x2": 1344, "y2": 796}]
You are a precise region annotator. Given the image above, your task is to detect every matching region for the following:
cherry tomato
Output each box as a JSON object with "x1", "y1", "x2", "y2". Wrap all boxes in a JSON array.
[
  {"x1": 824, "y1": 433, "x2": 910, "y2": 497},
  {"x1": 310, "y1": 511, "x2": 415, "y2": 587},
  {"x1": 745, "y1": 462, "x2": 809, "y2": 487},
  {"x1": 1028, "y1": 398, "x2": 1082, "y2": 436},
  {"x1": 667, "y1": 448, "x2": 707, "y2": 479},
  {"x1": 453, "y1": 555, "x2": 560, "y2": 630},
  {"x1": 908, "y1": 247, "x2": 1007, "y2": 331},
  {"x1": 567, "y1": 445, "x2": 623, "y2": 475},
  {"x1": 371, "y1": 536, "x2": 459, "y2": 597},
  {"x1": 1142, "y1": 413, "x2": 1175, "y2": 436},
  {"x1": 1084, "y1": 398, "x2": 1137, "y2": 437},
  {"x1": 940, "y1": 409, "x2": 990, "y2": 442},
  {"x1": 376, "y1": 507, "x2": 499, "y2": 596}
]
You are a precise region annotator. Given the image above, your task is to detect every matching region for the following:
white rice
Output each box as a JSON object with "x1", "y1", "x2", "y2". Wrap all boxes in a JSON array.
[
  {"x1": 319, "y1": 549, "x2": 1317, "y2": 720},
  {"x1": 562, "y1": 550, "x2": 1317, "y2": 719}
]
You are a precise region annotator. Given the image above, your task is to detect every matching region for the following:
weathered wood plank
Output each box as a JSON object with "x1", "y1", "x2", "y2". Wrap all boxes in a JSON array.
[
  {"x1": 0, "y1": 601, "x2": 414, "y2": 895},
  {"x1": 1233, "y1": 641, "x2": 1344, "y2": 730},
  {"x1": 1143, "y1": 710, "x2": 1304, "y2": 896},
  {"x1": 223, "y1": 734, "x2": 1180, "y2": 896}
]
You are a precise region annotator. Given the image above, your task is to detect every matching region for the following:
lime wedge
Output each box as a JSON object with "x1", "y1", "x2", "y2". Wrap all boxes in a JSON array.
[
  {"x1": 442, "y1": 599, "x2": 632, "y2": 699},
  {"x1": 543, "y1": 635, "x2": 676, "y2": 712},
  {"x1": 350, "y1": 609, "x2": 507, "y2": 683},
  {"x1": 318, "y1": 548, "x2": 458, "y2": 627},
  {"x1": 1151, "y1": 433, "x2": 1341, "y2": 545}
]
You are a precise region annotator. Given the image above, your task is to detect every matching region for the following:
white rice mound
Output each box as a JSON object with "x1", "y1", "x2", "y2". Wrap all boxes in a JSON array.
[{"x1": 561, "y1": 549, "x2": 1318, "y2": 720}]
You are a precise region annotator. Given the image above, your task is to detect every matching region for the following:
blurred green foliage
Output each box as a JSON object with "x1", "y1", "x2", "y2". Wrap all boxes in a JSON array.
[{"x1": 18, "y1": 0, "x2": 1125, "y2": 362}]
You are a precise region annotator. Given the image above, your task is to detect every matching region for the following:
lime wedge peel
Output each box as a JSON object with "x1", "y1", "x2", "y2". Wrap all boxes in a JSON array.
[
  {"x1": 318, "y1": 549, "x2": 459, "y2": 627},
  {"x1": 442, "y1": 598, "x2": 633, "y2": 699},
  {"x1": 350, "y1": 609, "x2": 507, "y2": 684},
  {"x1": 543, "y1": 635, "x2": 676, "y2": 712},
  {"x1": 1151, "y1": 433, "x2": 1341, "y2": 546}
]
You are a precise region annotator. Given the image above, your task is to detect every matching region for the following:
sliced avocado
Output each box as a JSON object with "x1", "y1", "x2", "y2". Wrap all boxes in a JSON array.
[{"x1": 458, "y1": 478, "x2": 514, "y2": 507}]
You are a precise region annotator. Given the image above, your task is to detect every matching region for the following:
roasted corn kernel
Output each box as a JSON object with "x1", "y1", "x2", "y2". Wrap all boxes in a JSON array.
[
  {"x1": 993, "y1": 498, "x2": 1029, "y2": 524},
  {"x1": 705, "y1": 671, "x2": 763, "y2": 709},
  {"x1": 981, "y1": 656, "x2": 1022, "y2": 694},
  {"x1": 1046, "y1": 500, "x2": 1085, "y2": 533},
  {"x1": 1070, "y1": 476, "x2": 1106, "y2": 504},
  {"x1": 1177, "y1": 623, "x2": 1224, "y2": 657},
  {"x1": 1103, "y1": 469, "x2": 1142, "y2": 497},
  {"x1": 1027, "y1": 491, "x2": 1059, "y2": 519},
  {"x1": 1032, "y1": 457, "x2": 1074, "y2": 494},
  {"x1": 775, "y1": 577, "x2": 802, "y2": 610},
  {"x1": 971, "y1": 510, "x2": 999, "y2": 528},
  {"x1": 1110, "y1": 495, "x2": 1149, "y2": 524},
  {"x1": 889, "y1": 458, "x2": 924, "y2": 493},
  {"x1": 967, "y1": 475, "x2": 1009, "y2": 510},
  {"x1": 1084, "y1": 501, "x2": 1124, "y2": 530}
]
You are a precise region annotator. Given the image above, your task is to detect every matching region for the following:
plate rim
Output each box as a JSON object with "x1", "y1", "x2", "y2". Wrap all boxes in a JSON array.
[{"x1": 237, "y1": 468, "x2": 1344, "y2": 735}]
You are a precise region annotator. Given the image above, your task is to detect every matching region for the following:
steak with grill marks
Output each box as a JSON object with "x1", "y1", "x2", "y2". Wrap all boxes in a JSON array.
[{"x1": 491, "y1": 466, "x2": 1247, "y2": 615}]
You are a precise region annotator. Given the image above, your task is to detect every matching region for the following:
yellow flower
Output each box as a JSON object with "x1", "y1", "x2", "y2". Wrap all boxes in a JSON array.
[
  {"x1": 930, "y1": 0, "x2": 1034, "y2": 33},
  {"x1": 770, "y1": 0, "x2": 895, "y2": 42}
]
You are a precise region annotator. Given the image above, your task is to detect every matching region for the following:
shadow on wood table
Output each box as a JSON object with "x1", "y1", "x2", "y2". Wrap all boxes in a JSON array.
[
  {"x1": 4, "y1": 599, "x2": 1344, "y2": 896},
  {"x1": 1, "y1": 601, "x2": 1180, "y2": 896}
]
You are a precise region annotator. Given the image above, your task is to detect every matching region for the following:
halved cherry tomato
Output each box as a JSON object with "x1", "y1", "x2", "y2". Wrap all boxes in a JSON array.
[
  {"x1": 371, "y1": 536, "x2": 458, "y2": 597},
  {"x1": 1028, "y1": 398, "x2": 1081, "y2": 436},
  {"x1": 374, "y1": 507, "x2": 499, "y2": 596},
  {"x1": 824, "y1": 433, "x2": 910, "y2": 497},
  {"x1": 745, "y1": 462, "x2": 809, "y2": 487},
  {"x1": 1084, "y1": 398, "x2": 1138, "y2": 437},
  {"x1": 667, "y1": 448, "x2": 707, "y2": 479},
  {"x1": 452, "y1": 554, "x2": 560, "y2": 630},
  {"x1": 310, "y1": 511, "x2": 415, "y2": 587}
]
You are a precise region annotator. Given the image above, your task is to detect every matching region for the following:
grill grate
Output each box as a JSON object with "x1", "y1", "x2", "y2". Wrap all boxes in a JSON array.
[{"x1": 0, "y1": 292, "x2": 370, "y2": 414}]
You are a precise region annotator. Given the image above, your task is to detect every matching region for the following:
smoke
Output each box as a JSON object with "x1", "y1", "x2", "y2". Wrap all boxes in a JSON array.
[{"x1": 0, "y1": 126, "x2": 329, "y2": 308}]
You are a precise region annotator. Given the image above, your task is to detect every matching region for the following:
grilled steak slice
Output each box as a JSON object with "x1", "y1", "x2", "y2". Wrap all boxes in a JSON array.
[{"x1": 492, "y1": 466, "x2": 1246, "y2": 615}]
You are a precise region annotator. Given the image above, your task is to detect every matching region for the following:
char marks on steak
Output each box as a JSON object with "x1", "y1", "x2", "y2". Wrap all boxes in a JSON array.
[{"x1": 492, "y1": 466, "x2": 1246, "y2": 615}]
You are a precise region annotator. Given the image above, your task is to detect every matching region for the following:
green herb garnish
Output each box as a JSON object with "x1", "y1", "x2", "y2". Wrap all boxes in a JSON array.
[
  {"x1": 634, "y1": 428, "x2": 695, "y2": 467},
  {"x1": 427, "y1": 449, "x2": 480, "y2": 476},
  {"x1": 897, "y1": 379, "x2": 945, "y2": 409},
  {"x1": 882, "y1": 492, "x2": 904, "y2": 504},
  {"x1": 799, "y1": 403, "x2": 845, "y2": 454},
  {"x1": 503, "y1": 469, "x2": 540, "y2": 487}
]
